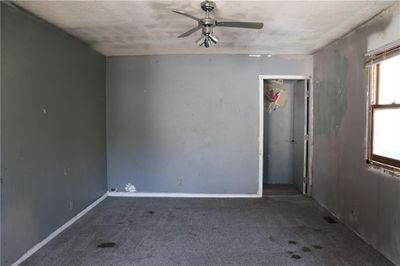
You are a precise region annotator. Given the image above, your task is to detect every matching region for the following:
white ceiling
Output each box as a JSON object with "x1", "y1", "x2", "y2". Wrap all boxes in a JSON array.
[{"x1": 15, "y1": 0, "x2": 395, "y2": 56}]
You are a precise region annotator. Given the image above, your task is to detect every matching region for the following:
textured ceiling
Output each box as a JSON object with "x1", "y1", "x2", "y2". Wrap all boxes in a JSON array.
[{"x1": 15, "y1": 0, "x2": 395, "y2": 56}]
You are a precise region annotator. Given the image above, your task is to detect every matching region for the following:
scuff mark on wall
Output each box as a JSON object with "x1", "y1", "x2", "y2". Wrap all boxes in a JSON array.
[
  {"x1": 367, "y1": 163, "x2": 400, "y2": 178},
  {"x1": 177, "y1": 177, "x2": 183, "y2": 187},
  {"x1": 314, "y1": 50, "x2": 348, "y2": 136}
]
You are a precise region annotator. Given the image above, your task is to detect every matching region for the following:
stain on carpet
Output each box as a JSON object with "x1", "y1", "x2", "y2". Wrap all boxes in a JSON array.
[
  {"x1": 323, "y1": 216, "x2": 337, "y2": 224},
  {"x1": 97, "y1": 242, "x2": 116, "y2": 248},
  {"x1": 291, "y1": 254, "x2": 302, "y2": 259}
]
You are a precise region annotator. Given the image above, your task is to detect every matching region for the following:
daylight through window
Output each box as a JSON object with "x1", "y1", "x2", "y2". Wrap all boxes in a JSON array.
[{"x1": 368, "y1": 53, "x2": 400, "y2": 169}]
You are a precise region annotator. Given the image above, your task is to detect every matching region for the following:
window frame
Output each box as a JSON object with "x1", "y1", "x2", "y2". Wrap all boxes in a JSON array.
[{"x1": 367, "y1": 55, "x2": 400, "y2": 170}]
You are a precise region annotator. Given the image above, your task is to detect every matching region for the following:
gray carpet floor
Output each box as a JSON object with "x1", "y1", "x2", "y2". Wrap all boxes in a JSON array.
[
  {"x1": 23, "y1": 197, "x2": 394, "y2": 266},
  {"x1": 263, "y1": 184, "x2": 301, "y2": 196}
]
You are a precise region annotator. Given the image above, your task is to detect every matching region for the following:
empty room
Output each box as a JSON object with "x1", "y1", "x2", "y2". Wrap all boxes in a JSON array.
[{"x1": 1, "y1": 0, "x2": 400, "y2": 265}]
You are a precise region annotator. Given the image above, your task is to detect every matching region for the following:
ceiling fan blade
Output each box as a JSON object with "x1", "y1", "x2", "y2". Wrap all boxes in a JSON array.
[
  {"x1": 178, "y1": 25, "x2": 202, "y2": 38},
  {"x1": 172, "y1": 10, "x2": 201, "y2": 22},
  {"x1": 216, "y1": 21, "x2": 264, "y2": 29}
]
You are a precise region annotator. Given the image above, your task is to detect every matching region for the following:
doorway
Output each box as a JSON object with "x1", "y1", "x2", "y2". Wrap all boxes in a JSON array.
[{"x1": 258, "y1": 76, "x2": 311, "y2": 196}]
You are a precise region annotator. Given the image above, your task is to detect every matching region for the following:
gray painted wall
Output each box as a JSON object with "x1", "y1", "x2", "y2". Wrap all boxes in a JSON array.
[
  {"x1": 1, "y1": 5, "x2": 107, "y2": 265},
  {"x1": 107, "y1": 55, "x2": 312, "y2": 194},
  {"x1": 313, "y1": 3, "x2": 400, "y2": 265}
]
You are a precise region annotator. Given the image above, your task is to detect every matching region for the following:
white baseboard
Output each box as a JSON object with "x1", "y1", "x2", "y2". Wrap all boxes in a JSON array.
[
  {"x1": 11, "y1": 193, "x2": 108, "y2": 266},
  {"x1": 107, "y1": 192, "x2": 261, "y2": 198}
]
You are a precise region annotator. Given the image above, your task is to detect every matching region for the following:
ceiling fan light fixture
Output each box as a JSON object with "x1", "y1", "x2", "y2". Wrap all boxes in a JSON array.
[
  {"x1": 204, "y1": 37, "x2": 212, "y2": 48},
  {"x1": 208, "y1": 33, "x2": 219, "y2": 44},
  {"x1": 196, "y1": 35, "x2": 206, "y2": 46}
]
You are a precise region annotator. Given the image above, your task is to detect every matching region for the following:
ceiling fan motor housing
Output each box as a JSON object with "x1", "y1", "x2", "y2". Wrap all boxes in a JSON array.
[
  {"x1": 202, "y1": 24, "x2": 213, "y2": 35},
  {"x1": 201, "y1": 17, "x2": 216, "y2": 27},
  {"x1": 201, "y1": 1, "x2": 216, "y2": 12}
]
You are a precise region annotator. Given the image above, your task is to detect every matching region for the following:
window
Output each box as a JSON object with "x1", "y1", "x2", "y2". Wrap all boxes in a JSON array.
[{"x1": 368, "y1": 52, "x2": 400, "y2": 169}]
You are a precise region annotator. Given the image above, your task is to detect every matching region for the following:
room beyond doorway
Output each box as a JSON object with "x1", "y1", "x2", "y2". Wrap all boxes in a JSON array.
[{"x1": 259, "y1": 76, "x2": 311, "y2": 196}]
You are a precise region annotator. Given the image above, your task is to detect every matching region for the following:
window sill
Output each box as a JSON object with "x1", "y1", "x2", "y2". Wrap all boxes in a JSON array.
[{"x1": 366, "y1": 159, "x2": 400, "y2": 177}]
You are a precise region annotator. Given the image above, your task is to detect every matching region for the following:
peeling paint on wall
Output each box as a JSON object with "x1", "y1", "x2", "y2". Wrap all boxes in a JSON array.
[
  {"x1": 314, "y1": 50, "x2": 348, "y2": 136},
  {"x1": 312, "y1": 3, "x2": 400, "y2": 265}
]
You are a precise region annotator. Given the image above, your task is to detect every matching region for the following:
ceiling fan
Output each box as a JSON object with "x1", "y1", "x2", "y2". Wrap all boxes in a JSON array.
[{"x1": 173, "y1": 1, "x2": 264, "y2": 48}]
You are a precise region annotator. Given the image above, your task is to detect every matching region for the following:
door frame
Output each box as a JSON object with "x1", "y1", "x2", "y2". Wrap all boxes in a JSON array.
[{"x1": 257, "y1": 75, "x2": 313, "y2": 197}]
